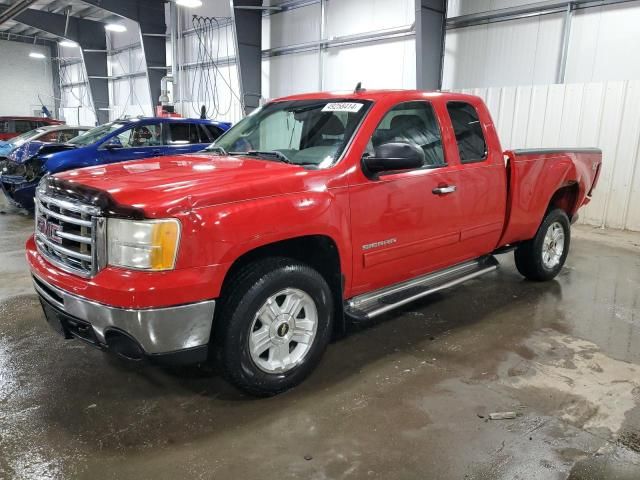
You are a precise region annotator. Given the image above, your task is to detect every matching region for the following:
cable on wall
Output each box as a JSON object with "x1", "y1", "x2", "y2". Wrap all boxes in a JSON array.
[{"x1": 189, "y1": 15, "x2": 242, "y2": 119}]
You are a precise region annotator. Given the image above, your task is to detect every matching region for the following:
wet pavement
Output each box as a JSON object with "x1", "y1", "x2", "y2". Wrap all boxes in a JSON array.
[{"x1": 1, "y1": 204, "x2": 640, "y2": 480}]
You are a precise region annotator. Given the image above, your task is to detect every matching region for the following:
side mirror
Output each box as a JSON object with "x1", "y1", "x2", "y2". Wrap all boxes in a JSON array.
[
  {"x1": 102, "y1": 137, "x2": 123, "y2": 150},
  {"x1": 362, "y1": 142, "x2": 425, "y2": 177}
]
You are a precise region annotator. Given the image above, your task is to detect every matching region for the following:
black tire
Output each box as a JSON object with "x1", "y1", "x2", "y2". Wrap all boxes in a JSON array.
[
  {"x1": 215, "y1": 257, "x2": 334, "y2": 396},
  {"x1": 514, "y1": 208, "x2": 571, "y2": 281}
]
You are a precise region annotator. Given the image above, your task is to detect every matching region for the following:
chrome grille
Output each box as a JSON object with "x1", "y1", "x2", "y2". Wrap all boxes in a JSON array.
[{"x1": 34, "y1": 187, "x2": 104, "y2": 277}]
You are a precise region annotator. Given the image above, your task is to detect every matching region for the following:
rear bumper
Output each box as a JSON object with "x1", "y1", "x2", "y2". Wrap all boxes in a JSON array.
[{"x1": 33, "y1": 273, "x2": 215, "y2": 364}]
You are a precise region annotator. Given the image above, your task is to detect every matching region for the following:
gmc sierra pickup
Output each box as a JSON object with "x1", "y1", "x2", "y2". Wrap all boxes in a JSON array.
[{"x1": 26, "y1": 90, "x2": 602, "y2": 396}]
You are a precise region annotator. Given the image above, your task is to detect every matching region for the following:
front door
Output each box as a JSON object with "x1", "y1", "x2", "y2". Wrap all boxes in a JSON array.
[
  {"x1": 348, "y1": 100, "x2": 468, "y2": 296},
  {"x1": 98, "y1": 122, "x2": 163, "y2": 164}
]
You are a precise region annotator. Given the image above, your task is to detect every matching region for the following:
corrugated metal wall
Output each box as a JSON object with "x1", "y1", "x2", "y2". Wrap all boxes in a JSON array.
[
  {"x1": 261, "y1": 0, "x2": 416, "y2": 99},
  {"x1": 454, "y1": 81, "x2": 640, "y2": 231},
  {"x1": 444, "y1": 1, "x2": 640, "y2": 89}
]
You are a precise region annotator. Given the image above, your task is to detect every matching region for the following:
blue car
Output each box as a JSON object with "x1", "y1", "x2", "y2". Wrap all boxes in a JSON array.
[{"x1": 0, "y1": 117, "x2": 231, "y2": 210}]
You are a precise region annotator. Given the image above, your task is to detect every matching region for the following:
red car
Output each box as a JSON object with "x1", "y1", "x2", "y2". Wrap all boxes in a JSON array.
[
  {"x1": 0, "y1": 116, "x2": 64, "y2": 141},
  {"x1": 26, "y1": 89, "x2": 602, "y2": 396}
]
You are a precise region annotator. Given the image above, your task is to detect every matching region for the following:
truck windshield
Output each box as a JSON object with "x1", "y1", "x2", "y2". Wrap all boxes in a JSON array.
[
  {"x1": 208, "y1": 99, "x2": 372, "y2": 168},
  {"x1": 68, "y1": 122, "x2": 126, "y2": 146}
]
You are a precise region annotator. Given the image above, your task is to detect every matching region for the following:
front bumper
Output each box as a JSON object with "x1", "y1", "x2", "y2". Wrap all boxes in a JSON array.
[
  {"x1": 32, "y1": 273, "x2": 216, "y2": 364},
  {"x1": 0, "y1": 173, "x2": 37, "y2": 210}
]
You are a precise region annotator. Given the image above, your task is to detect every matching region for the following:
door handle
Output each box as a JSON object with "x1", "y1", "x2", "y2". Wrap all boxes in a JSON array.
[
  {"x1": 432, "y1": 185, "x2": 457, "y2": 195},
  {"x1": 152, "y1": 149, "x2": 161, "y2": 156}
]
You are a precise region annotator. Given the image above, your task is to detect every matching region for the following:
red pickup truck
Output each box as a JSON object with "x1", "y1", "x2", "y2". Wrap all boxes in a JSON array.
[{"x1": 27, "y1": 90, "x2": 602, "y2": 396}]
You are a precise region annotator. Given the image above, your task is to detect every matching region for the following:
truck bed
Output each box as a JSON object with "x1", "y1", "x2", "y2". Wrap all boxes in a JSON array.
[{"x1": 499, "y1": 148, "x2": 602, "y2": 246}]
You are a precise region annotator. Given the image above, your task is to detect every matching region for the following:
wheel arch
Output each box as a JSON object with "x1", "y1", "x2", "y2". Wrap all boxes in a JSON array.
[
  {"x1": 547, "y1": 183, "x2": 580, "y2": 221},
  {"x1": 217, "y1": 234, "x2": 346, "y2": 335}
]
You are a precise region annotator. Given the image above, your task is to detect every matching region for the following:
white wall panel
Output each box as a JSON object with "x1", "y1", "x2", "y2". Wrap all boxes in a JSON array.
[
  {"x1": 453, "y1": 80, "x2": 640, "y2": 231},
  {"x1": 566, "y1": 3, "x2": 640, "y2": 83},
  {"x1": 448, "y1": 0, "x2": 538, "y2": 17},
  {"x1": 325, "y1": 0, "x2": 414, "y2": 38},
  {"x1": 443, "y1": 13, "x2": 564, "y2": 89},
  {"x1": 59, "y1": 59, "x2": 95, "y2": 126},
  {"x1": 106, "y1": 44, "x2": 153, "y2": 120},
  {"x1": 262, "y1": 52, "x2": 320, "y2": 99},
  {"x1": 446, "y1": 2, "x2": 640, "y2": 87},
  {"x1": 0, "y1": 41, "x2": 55, "y2": 116},
  {"x1": 263, "y1": 4, "x2": 321, "y2": 49},
  {"x1": 322, "y1": 38, "x2": 416, "y2": 92}
]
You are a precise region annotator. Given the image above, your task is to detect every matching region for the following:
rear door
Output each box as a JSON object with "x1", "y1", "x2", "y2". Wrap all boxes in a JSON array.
[
  {"x1": 443, "y1": 100, "x2": 507, "y2": 256},
  {"x1": 348, "y1": 100, "x2": 469, "y2": 296},
  {"x1": 164, "y1": 121, "x2": 211, "y2": 155}
]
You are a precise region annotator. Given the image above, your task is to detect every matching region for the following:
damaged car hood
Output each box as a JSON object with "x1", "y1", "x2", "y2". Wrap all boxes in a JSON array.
[{"x1": 54, "y1": 153, "x2": 319, "y2": 216}]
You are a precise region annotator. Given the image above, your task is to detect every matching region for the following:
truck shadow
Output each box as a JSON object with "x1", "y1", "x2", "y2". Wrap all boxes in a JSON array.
[{"x1": 0, "y1": 258, "x2": 568, "y2": 459}]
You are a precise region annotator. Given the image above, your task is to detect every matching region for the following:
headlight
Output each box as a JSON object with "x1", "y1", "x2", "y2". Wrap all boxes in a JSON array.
[{"x1": 107, "y1": 218, "x2": 181, "y2": 271}]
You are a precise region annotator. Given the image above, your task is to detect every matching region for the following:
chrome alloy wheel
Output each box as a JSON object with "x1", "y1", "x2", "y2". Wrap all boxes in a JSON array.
[
  {"x1": 249, "y1": 288, "x2": 318, "y2": 373},
  {"x1": 542, "y1": 221, "x2": 565, "y2": 269}
]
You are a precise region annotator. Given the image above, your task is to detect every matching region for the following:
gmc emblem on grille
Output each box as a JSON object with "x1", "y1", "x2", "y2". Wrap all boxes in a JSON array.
[{"x1": 37, "y1": 218, "x2": 63, "y2": 244}]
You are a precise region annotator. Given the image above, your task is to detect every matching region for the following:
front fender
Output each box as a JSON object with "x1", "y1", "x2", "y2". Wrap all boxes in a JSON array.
[{"x1": 174, "y1": 187, "x2": 353, "y2": 297}]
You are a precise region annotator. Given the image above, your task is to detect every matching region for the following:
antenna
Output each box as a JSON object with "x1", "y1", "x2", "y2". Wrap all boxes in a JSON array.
[{"x1": 354, "y1": 82, "x2": 365, "y2": 93}]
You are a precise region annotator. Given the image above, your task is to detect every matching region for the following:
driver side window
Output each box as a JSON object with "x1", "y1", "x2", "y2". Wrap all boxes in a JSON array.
[
  {"x1": 368, "y1": 101, "x2": 445, "y2": 167},
  {"x1": 114, "y1": 124, "x2": 162, "y2": 148}
]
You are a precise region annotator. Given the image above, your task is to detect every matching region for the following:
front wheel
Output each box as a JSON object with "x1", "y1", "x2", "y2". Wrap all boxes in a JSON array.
[
  {"x1": 216, "y1": 258, "x2": 334, "y2": 396},
  {"x1": 514, "y1": 208, "x2": 571, "y2": 281}
]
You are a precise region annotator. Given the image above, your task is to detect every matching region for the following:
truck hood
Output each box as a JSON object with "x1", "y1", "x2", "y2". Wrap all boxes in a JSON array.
[{"x1": 55, "y1": 153, "x2": 315, "y2": 215}]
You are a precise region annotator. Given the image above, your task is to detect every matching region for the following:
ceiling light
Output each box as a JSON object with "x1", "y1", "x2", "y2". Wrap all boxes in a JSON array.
[
  {"x1": 176, "y1": 0, "x2": 203, "y2": 7},
  {"x1": 104, "y1": 23, "x2": 127, "y2": 32},
  {"x1": 29, "y1": 52, "x2": 46, "y2": 59},
  {"x1": 59, "y1": 40, "x2": 79, "y2": 48}
]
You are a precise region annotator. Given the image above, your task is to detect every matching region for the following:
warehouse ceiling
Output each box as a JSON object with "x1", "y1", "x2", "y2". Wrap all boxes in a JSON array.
[{"x1": 0, "y1": 0, "x2": 118, "y2": 43}]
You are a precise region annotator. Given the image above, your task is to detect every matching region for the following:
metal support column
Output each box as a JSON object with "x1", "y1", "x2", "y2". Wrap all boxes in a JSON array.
[
  {"x1": 557, "y1": 2, "x2": 574, "y2": 83},
  {"x1": 318, "y1": 0, "x2": 326, "y2": 91},
  {"x1": 51, "y1": 42, "x2": 61, "y2": 117},
  {"x1": 231, "y1": 0, "x2": 263, "y2": 114},
  {"x1": 415, "y1": 0, "x2": 447, "y2": 90}
]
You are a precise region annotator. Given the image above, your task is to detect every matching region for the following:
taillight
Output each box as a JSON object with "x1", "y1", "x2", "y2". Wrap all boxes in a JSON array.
[{"x1": 588, "y1": 163, "x2": 602, "y2": 197}]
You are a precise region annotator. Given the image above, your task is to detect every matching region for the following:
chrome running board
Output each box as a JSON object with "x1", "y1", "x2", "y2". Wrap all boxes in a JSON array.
[{"x1": 344, "y1": 256, "x2": 499, "y2": 320}]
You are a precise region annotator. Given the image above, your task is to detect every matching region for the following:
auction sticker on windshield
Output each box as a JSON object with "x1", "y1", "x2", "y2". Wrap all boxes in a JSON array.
[{"x1": 321, "y1": 103, "x2": 364, "y2": 113}]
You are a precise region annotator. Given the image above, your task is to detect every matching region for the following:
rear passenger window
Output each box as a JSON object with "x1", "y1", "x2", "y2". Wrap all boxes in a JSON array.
[
  {"x1": 14, "y1": 120, "x2": 32, "y2": 134},
  {"x1": 167, "y1": 123, "x2": 203, "y2": 144},
  {"x1": 369, "y1": 101, "x2": 445, "y2": 167},
  {"x1": 446, "y1": 102, "x2": 487, "y2": 163},
  {"x1": 200, "y1": 124, "x2": 224, "y2": 142}
]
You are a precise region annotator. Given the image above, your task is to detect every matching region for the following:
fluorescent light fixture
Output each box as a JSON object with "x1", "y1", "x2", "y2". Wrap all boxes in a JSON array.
[
  {"x1": 104, "y1": 23, "x2": 127, "y2": 32},
  {"x1": 176, "y1": 0, "x2": 202, "y2": 7},
  {"x1": 59, "y1": 40, "x2": 79, "y2": 48},
  {"x1": 29, "y1": 52, "x2": 46, "y2": 59}
]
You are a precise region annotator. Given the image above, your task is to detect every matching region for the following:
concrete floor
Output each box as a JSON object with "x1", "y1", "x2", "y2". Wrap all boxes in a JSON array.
[{"x1": 1, "y1": 202, "x2": 640, "y2": 480}]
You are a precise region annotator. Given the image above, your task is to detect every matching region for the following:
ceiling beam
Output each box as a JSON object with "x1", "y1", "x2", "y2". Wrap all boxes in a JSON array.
[{"x1": 0, "y1": 0, "x2": 38, "y2": 28}]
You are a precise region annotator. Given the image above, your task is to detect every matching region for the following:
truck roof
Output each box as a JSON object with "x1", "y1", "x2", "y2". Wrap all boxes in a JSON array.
[{"x1": 272, "y1": 89, "x2": 481, "y2": 103}]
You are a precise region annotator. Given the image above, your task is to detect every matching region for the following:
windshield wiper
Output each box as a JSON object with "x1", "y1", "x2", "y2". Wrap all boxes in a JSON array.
[{"x1": 241, "y1": 150, "x2": 292, "y2": 164}]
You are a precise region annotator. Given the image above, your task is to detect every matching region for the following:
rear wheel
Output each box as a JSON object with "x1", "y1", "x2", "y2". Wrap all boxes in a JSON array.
[
  {"x1": 216, "y1": 258, "x2": 333, "y2": 396},
  {"x1": 514, "y1": 208, "x2": 571, "y2": 281}
]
